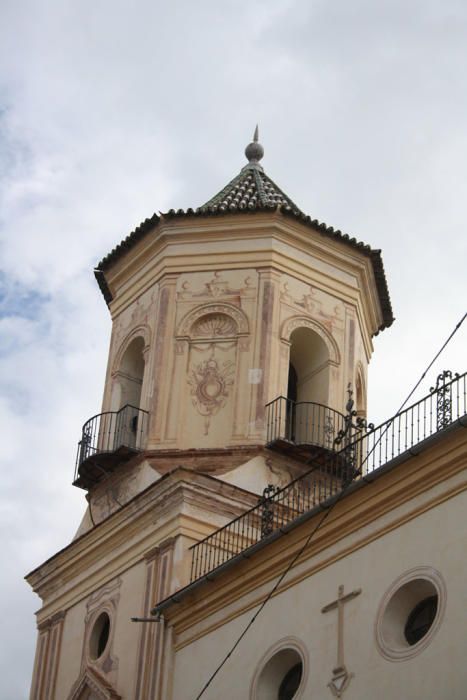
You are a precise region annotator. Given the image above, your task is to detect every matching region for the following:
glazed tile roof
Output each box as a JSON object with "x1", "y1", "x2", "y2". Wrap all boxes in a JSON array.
[
  {"x1": 95, "y1": 131, "x2": 394, "y2": 333},
  {"x1": 197, "y1": 165, "x2": 304, "y2": 215}
]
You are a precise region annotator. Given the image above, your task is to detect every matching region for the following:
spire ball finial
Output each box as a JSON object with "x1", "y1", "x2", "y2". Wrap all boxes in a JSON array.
[{"x1": 244, "y1": 125, "x2": 264, "y2": 167}]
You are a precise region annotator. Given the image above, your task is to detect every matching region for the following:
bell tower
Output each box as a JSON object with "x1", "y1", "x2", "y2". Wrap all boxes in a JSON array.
[
  {"x1": 27, "y1": 131, "x2": 393, "y2": 700},
  {"x1": 75, "y1": 129, "x2": 392, "y2": 491}
]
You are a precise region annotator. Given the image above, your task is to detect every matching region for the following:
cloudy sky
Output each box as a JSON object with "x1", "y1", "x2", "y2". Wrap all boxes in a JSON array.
[{"x1": 0, "y1": 1, "x2": 466, "y2": 696}]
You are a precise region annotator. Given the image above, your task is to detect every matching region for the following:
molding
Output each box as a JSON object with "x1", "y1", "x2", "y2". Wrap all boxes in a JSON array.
[
  {"x1": 135, "y1": 539, "x2": 175, "y2": 699},
  {"x1": 31, "y1": 610, "x2": 66, "y2": 700},
  {"x1": 26, "y1": 467, "x2": 260, "y2": 619},
  {"x1": 176, "y1": 302, "x2": 250, "y2": 338},
  {"x1": 374, "y1": 566, "x2": 447, "y2": 662},
  {"x1": 280, "y1": 314, "x2": 341, "y2": 366},
  {"x1": 165, "y1": 429, "x2": 467, "y2": 643},
  {"x1": 112, "y1": 324, "x2": 151, "y2": 373},
  {"x1": 249, "y1": 636, "x2": 308, "y2": 700},
  {"x1": 67, "y1": 667, "x2": 121, "y2": 700},
  {"x1": 172, "y1": 475, "x2": 466, "y2": 650},
  {"x1": 81, "y1": 578, "x2": 121, "y2": 680}
]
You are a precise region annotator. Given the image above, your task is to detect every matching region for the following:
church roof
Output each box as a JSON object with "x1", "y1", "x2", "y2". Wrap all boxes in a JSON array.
[{"x1": 95, "y1": 129, "x2": 394, "y2": 332}]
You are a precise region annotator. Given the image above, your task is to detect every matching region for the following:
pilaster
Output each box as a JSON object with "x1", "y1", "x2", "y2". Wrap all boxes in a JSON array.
[{"x1": 30, "y1": 611, "x2": 65, "y2": 700}]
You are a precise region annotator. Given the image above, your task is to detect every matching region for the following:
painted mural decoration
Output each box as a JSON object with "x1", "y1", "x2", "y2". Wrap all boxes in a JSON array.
[
  {"x1": 188, "y1": 356, "x2": 235, "y2": 435},
  {"x1": 280, "y1": 277, "x2": 343, "y2": 334},
  {"x1": 176, "y1": 269, "x2": 257, "y2": 301}
]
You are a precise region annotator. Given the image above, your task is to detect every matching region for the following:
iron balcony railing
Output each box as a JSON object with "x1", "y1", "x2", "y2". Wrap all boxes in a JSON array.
[
  {"x1": 356, "y1": 370, "x2": 466, "y2": 472},
  {"x1": 265, "y1": 397, "x2": 346, "y2": 447},
  {"x1": 189, "y1": 459, "x2": 345, "y2": 582},
  {"x1": 190, "y1": 370, "x2": 466, "y2": 582},
  {"x1": 74, "y1": 404, "x2": 149, "y2": 481}
]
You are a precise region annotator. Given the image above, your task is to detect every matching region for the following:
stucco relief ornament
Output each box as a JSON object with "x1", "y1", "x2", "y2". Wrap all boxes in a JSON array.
[
  {"x1": 302, "y1": 285, "x2": 317, "y2": 313},
  {"x1": 280, "y1": 281, "x2": 292, "y2": 301},
  {"x1": 205, "y1": 271, "x2": 229, "y2": 297},
  {"x1": 188, "y1": 358, "x2": 235, "y2": 435}
]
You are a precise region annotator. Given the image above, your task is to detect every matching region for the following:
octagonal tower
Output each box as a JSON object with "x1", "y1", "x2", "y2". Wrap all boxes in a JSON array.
[{"x1": 72, "y1": 129, "x2": 392, "y2": 508}]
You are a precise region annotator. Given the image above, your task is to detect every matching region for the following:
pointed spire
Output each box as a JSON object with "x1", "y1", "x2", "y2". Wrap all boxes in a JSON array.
[{"x1": 244, "y1": 125, "x2": 264, "y2": 170}]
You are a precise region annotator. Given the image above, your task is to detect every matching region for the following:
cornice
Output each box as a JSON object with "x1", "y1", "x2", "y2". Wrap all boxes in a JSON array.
[
  {"x1": 100, "y1": 213, "x2": 391, "y2": 335},
  {"x1": 97, "y1": 207, "x2": 392, "y2": 334},
  {"x1": 26, "y1": 467, "x2": 260, "y2": 618}
]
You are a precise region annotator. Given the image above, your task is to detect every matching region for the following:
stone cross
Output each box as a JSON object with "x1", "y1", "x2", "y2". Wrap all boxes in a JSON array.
[{"x1": 321, "y1": 584, "x2": 362, "y2": 698}]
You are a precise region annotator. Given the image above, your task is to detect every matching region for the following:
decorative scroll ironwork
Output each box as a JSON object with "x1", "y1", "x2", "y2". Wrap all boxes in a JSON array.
[
  {"x1": 260, "y1": 484, "x2": 281, "y2": 538},
  {"x1": 334, "y1": 384, "x2": 374, "y2": 484},
  {"x1": 430, "y1": 370, "x2": 459, "y2": 431}
]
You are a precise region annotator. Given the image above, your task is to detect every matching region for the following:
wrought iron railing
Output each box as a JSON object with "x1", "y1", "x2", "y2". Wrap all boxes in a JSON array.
[
  {"x1": 190, "y1": 370, "x2": 466, "y2": 582},
  {"x1": 190, "y1": 455, "x2": 345, "y2": 582},
  {"x1": 357, "y1": 370, "x2": 465, "y2": 472},
  {"x1": 74, "y1": 404, "x2": 149, "y2": 480},
  {"x1": 265, "y1": 397, "x2": 346, "y2": 447}
]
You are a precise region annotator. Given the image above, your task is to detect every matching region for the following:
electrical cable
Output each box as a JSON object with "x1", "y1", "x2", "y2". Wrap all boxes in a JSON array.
[
  {"x1": 193, "y1": 310, "x2": 466, "y2": 699},
  {"x1": 353, "y1": 310, "x2": 466, "y2": 478},
  {"x1": 194, "y1": 486, "x2": 340, "y2": 700},
  {"x1": 392, "y1": 311, "x2": 465, "y2": 415}
]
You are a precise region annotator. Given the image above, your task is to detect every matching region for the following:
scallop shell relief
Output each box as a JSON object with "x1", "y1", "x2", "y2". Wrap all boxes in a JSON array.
[{"x1": 191, "y1": 313, "x2": 237, "y2": 338}]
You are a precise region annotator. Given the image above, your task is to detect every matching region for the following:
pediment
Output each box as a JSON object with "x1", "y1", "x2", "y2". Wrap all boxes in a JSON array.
[{"x1": 67, "y1": 667, "x2": 121, "y2": 700}]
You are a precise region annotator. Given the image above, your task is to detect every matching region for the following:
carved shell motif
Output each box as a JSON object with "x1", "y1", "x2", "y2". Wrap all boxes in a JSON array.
[{"x1": 191, "y1": 313, "x2": 237, "y2": 338}]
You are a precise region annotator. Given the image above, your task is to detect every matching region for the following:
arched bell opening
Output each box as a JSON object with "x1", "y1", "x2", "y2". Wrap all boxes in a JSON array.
[
  {"x1": 289, "y1": 327, "x2": 329, "y2": 404},
  {"x1": 74, "y1": 336, "x2": 149, "y2": 488},
  {"x1": 286, "y1": 327, "x2": 331, "y2": 446},
  {"x1": 112, "y1": 336, "x2": 146, "y2": 450},
  {"x1": 117, "y1": 336, "x2": 146, "y2": 411}
]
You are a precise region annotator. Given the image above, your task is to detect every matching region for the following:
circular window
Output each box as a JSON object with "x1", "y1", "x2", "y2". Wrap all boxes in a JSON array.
[
  {"x1": 251, "y1": 639, "x2": 307, "y2": 700},
  {"x1": 89, "y1": 611, "x2": 111, "y2": 660},
  {"x1": 375, "y1": 567, "x2": 446, "y2": 661}
]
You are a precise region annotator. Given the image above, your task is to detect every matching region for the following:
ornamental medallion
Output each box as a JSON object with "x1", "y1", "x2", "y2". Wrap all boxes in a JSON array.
[{"x1": 188, "y1": 358, "x2": 235, "y2": 435}]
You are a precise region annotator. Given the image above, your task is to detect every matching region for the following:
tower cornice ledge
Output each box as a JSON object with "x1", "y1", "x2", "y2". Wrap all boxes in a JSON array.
[
  {"x1": 102, "y1": 212, "x2": 387, "y2": 341},
  {"x1": 98, "y1": 208, "x2": 392, "y2": 335}
]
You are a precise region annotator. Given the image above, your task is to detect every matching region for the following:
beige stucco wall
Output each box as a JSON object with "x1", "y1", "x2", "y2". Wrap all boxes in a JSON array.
[
  {"x1": 54, "y1": 563, "x2": 146, "y2": 699},
  {"x1": 96, "y1": 215, "x2": 380, "y2": 456},
  {"x1": 170, "y1": 470, "x2": 467, "y2": 699}
]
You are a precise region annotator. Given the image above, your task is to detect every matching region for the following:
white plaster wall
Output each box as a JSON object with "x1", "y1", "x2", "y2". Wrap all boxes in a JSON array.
[{"x1": 171, "y1": 488, "x2": 467, "y2": 700}]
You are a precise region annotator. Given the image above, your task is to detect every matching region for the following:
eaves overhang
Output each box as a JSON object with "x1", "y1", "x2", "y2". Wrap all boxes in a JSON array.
[{"x1": 95, "y1": 205, "x2": 394, "y2": 333}]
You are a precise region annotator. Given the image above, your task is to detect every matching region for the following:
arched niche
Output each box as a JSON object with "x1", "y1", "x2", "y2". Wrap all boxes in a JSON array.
[{"x1": 172, "y1": 303, "x2": 250, "y2": 440}]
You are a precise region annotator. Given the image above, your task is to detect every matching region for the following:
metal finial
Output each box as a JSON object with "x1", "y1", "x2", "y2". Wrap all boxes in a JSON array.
[{"x1": 244, "y1": 125, "x2": 264, "y2": 169}]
